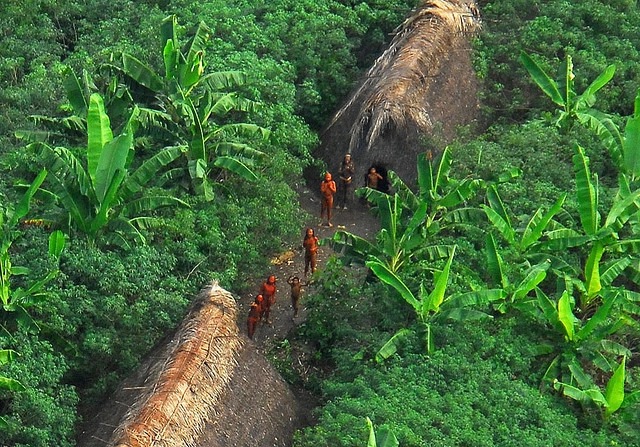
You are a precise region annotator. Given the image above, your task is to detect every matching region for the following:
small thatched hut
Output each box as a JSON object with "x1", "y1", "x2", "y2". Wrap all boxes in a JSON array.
[
  {"x1": 77, "y1": 282, "x2": 305, "y2": 447},
  {"x1": 317, "y1": 0, "x2": 482, "y2": 187}
]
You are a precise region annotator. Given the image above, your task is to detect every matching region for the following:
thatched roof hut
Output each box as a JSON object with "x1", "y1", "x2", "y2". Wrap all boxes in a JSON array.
[
  {"x1": 77, "y1": 282, "x2": 305, "y2": 447},
  {"x1": 317, "y1": 0, "x2": 482, "y2": 187}
]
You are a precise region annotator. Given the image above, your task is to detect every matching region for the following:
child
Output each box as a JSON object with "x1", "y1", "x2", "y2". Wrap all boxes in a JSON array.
[{"x1": 287, "y1": 276, "x2": 308, "y2": 319}]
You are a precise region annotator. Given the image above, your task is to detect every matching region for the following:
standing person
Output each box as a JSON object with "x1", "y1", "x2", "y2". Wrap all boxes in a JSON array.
[
  {"x1": 247, "y1": 294, "x2": 264, "y2": 340},
  {"x1": 303, "y1": 227, "x2": 319, "y2": 277},
  {"x1": 366, "y1": 166, "x2": 383, "y2": 190},
  {"x1": 259, "y1": 275, "x2": 277, "y2": 325},
  {"x1": 337, "y1": 154, "x2": 355, "y2": 210},
  {"x1": 287, "y1": 276, "x2": 307, "y2": 319},
  {"x1": 320, "y1": 172, "x2": 337, "y2": 227}
]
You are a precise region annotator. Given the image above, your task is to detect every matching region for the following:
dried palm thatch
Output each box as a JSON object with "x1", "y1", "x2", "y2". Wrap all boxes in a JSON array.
[
  {"x1": 327, "y1": 0, "x2": 481, "y2": 154},
  {"x1": 106, "y1": 281, "x2": 243, "y2": 447}
]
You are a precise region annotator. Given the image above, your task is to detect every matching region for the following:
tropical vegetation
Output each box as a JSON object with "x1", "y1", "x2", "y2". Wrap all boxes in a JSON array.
[{"x1": 0, "y1": 0, "x2": 639, "y2": 446}]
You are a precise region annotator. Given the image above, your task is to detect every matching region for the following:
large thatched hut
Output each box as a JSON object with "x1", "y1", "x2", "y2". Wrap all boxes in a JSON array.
[
  {"x1": 316, "y1": 0, "x2": 482, "y2": 187},
  {"x1": 77, "y1": 282, "x2": 305, "y2": 447}
]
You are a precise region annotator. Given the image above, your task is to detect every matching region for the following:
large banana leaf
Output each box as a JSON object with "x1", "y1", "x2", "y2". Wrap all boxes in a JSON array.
[
  {"x1": 10, "y1": 169, "x2": 47, "y2": 227},
  {"x1": 122, "y1": 53, "x2": 164, "y2": 92},
  {"x1": 600, "y1": 257, "x2": 632, "y2": 287},
  {"x1": 623, "y1": 97, "x2": 640, "y2": 177},
  {"x1": 202, "y1": 70, "x2": 247, "y2": 90},
  {"x1": 94, "y1": 131, "x2": 131, "y2": 204},
  {"x1": 424, "y1": 247, "x2": 455, "y2": 313},
  {"x1": 575, "y1": 64, "x2": 616, "y2": 111},
  {"x1": 557, "y1": 291, "x2": 576, "y2": 341},
  {"x1": 485, "y1": 233, "x2": 507, "y2": 288},
  {"x1": 584, "y1": 243, "x2": 604, "y2": 300},
  {"x1": 375, "y1": 328, "x2": 412, "y2": 363},
  {"x1": 604, "y1": 188, "x2": 640, "y2": 228},
  {"x1": 366, "y1": 260, "x2": 419, "y2": 311},
  {"x1": 536, "y1": 288, "x2": 566, "y2": 335},
  {"x1": 520, "y1": 193, "x2": 566, "y2": 250},
  {"x1": 511, "y1": 261, "x2": 550, "y2": 302},
  {"x1": 576, "y1": 112, "x2": 623, "y2": 168},
  {"x1": 577, "y1": 292, "x2": 618, "y2": 341},
  {"x1": 485, "y1": 184, "x2": 511, "y2": 229},
  {"x1": 36, "y1": 145, "x2": 93, "y2": 232},
  {"x1": 213, "y1": 155, "x2": 259, "y2": 181},
  {"x1": 87, "y1": 94, "x2": 114, "y2": 186},
  {"x1": 520, "y1": 51, "x2": 564, "y2": 107},
  {"x1": 604, "y1": 357, "x2": 626, "y2": 418},
  {"x1": 90, "y1": 169, "x2": 126, "y2": 235},
  {"x1": 118, "y1": 145, "x2": 185, "y2": 201},
  {"x1": 482, "y1": 205, "x2": 515, "y2": 246},
  {"x1": 573, "y1": 144, "x2": 600, "y2": 235},
  {"x1": 62, "y1": 67, "x2": 88, "y2": 117}
]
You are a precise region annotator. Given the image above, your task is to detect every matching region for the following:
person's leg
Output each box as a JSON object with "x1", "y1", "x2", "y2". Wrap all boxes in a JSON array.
[{"x1": 327, "y1": 197, "x2": 334, "y2": 226}]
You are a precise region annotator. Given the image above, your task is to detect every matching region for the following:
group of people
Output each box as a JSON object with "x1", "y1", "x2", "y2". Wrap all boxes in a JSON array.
[
  {"x1": 320, "y1": 154, "x2": 388, "y2": 226},
  {"x1": 247, "y1": 154, "x2": 388, "y2": 340},
  {"x1": 247, "y1": 228, "x2": 320, "y2": 340}
]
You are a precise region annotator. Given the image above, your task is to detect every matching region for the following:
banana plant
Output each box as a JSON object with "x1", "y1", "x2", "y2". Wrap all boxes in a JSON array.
[
  {"x1": 367, "y1": 247, "x2": 505, "y2": 356},
  {"x1": 536, "y1": 288, "x2": 632, "y2": 388},
  {"x1": 0, "y1": 349, "x2": 26, "y2": 429},
  {"x1": 360, "y1": 147, "x2": 487, "y2": 239},
  {"x1": 329, "y1": 149, "x2": 486, "y2": 275},
  {"x1": 521, "y1": 52, "x2": 640, "y2": 182},
  {"x1": 29, "y1": 93, "x2": 187, "y2": 248},
  {"x1": 542, "y1": 144, "x2": 640, "y2": 313},
  {"x1": 118, "y1": 15, "x2": 269, "y2": 200},
  {"x1": 553, "y1": 356, "x2": 639, "y2": 420},
  {"x1": 520, "y1": 51, "x2": 616, "y2": 136},
  {"x1": 366, "y1": 417, "x2": 398, "y2": 447},
  {"x1": 1, "y1": 170, "x2": 66, "y2": 334}
]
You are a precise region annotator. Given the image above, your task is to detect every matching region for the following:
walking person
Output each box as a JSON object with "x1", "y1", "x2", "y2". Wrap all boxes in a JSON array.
[
  {"x1": 259, "y1": 275, "x2": 277, "y2": 325},
  {"x1": 337, "y1": 154, "x2": 355, "y2": 210},
  {"x1": 303, "y1": 227, "x2": 319, "y2": 277},
  {"x1": 247, "y1": 294, "x2": 264, "y2": 340},
  {"x1": 320, "y1": 172, "x2": 337, "y2": 227}
]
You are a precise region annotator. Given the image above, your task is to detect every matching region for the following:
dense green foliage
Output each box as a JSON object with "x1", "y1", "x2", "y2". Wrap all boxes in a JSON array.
[{"x1": 1, "y1": 0, "x2": 640, "y2": 446}]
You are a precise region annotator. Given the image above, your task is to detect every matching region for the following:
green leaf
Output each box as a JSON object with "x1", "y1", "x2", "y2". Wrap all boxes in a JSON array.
[
  {"x1": 367, "y1": 417, "x2": 376, "y2": 447},
  {"x1": 375, "y1": 329, "x2": 412, "y2": 363},
  {"x1": 482, "y1": 205, "x2": 516, "y2": 246},
  {"x1": 623, "y1": 113, "x2": 640, "y2": 177},
  {"x1": 558, "y1": 290, "x2": 576, "y2": 341},
  {"x1": 366, "y1": 260, "x2": 420, "y2": 311},
  {"x1": 213, "y1": 156, "x2": 259, "y2": 181},
  {"x1": 584, "y1": 243, "x2": 604, "y2": 300},
  {"x1": 520, "y1": 51, "x2": 565, "y2": 107},
  {"x1": 0, "y1": 376, "x2": 26, "y2": 392},
  {"x1": 573, "y1": 144, "x2": 600, "y2": 235},
  {"x1": 87, "y1": 94, "x2": 114, "y2": 186},
  {"x1": 577, "y1": 292, "x2": 618, "y2": 340},
  {"x1": 604, "y1": 357, "x2": 626, "y2": 417},
  {"x1": 521, "y1": 193, "x2": 566, "y2": 250},
  {"x1": 122, "y1": 53, "x2": 164, "y2": 92},
  {"x1": 0, "y1": 349, "x2": 19, "y2": 365},
  {"x1": 425, "y1": 247, "x2": 456, "y2": 312},
  {"x1": 576, "y1": 64, "x2": 615, "y2": 110},
  {"x1": 512, "y1": 261, "x2": 550, "y2": 302},
  {"x1": 62, "y1": 67, "x2": 88, "y2": 116},
  {"x1": 48, "y1": 230, "x2": 65, "y2": 259},
  {"x1": 10, "y1": 169, "x2": 47, "y2": 227}
]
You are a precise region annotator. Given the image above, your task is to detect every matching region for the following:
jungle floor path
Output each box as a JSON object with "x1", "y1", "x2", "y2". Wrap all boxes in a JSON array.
[{"x1": 231, "y1": 184, "x2": 381, "y2": 446}]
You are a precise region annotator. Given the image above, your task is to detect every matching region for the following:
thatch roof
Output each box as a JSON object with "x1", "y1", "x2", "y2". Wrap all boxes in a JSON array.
[
  {"x1": 77, "y1": 282, "x2": 306, "y2": 447},
  {"x1": 316, "y1": 0, "x2": 481, "y2": 186}
]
